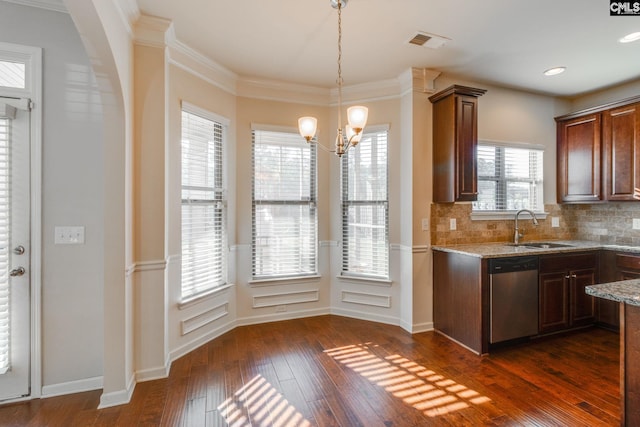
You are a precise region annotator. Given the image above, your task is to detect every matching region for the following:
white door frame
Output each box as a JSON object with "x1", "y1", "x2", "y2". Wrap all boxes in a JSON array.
[{"x1": 0, "y1": 41, "x2": 42, "y2": 401}]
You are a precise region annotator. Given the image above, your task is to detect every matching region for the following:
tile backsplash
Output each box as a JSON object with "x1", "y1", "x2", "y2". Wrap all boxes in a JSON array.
[{"x1": 431, "y1": 202, "x2": 640, "y2": 246}]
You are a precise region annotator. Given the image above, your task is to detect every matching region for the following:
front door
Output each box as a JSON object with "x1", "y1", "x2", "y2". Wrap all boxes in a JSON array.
[{"x1": 0, "y1": 97, "x2": 30, "y2": 401}]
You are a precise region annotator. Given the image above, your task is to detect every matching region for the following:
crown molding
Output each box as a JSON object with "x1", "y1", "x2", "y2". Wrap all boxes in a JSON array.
[
  {"x1": 2, "y1": 0, "x2": 66, "y2": 13},
  {"x1": 167, "y1": 39, "x2": 238, "y2": 96},
  {"x1": 237, "y1": 77, "x2": 330, "y2": 106},
  {"x1": 134, "y1": 15, "x2": 174, "y2": 48}
]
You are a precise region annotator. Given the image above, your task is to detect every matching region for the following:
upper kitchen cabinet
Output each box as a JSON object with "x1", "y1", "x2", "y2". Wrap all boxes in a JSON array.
[
  {"x1": 603, "y1": 103, "x2": 640, "y2": 201},
  {"x1": 429, "y1": 85, "x2": 486, "y2": 203},
  {"x1": 556, "y1": 96, "x2": 640, "y2": 204},
  {"x1": 556, "y1": 113, "x2": 602, "y2": 203}
]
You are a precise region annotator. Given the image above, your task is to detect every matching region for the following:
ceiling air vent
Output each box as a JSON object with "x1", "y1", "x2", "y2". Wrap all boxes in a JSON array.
[{"x1": 408, "y1": 32, "x2": 450, "y2": 49}]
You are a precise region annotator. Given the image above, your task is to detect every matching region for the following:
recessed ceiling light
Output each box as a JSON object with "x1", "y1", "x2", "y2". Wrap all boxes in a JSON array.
[
  {"x1": 619, "y1": 32, "x2": 640, "y2": 43},
  {"x1": 543, "y1": 67, "x2": 566, "y2": 76}
]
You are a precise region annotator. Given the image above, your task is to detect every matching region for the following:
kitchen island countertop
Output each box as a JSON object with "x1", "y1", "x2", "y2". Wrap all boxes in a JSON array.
[{"x1": 586, "y1": 280, "x2": 640, "y2": 307}]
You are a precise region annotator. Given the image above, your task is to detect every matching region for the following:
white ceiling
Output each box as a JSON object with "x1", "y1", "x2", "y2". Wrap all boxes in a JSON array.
[
  {"x1": 134, "y1": 0, "x2": 640, "y2": 97},
  {"x1": 42, "y1": 0, "x2": 640, "y2": 97}
]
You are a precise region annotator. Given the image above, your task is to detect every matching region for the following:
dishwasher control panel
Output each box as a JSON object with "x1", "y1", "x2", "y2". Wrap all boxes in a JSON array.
[{"x1": 489, "y1": 256, "x2": 539, "y2": 274}]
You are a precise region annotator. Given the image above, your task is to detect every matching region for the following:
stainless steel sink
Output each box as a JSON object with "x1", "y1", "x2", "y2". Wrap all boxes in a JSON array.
[{"x1": 509, "y1": 242, "x2": 575, "y2": 249}]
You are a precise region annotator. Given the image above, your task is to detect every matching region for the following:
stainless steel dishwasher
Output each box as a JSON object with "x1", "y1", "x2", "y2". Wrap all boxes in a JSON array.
[{"x1": 489, "y1": 256, "x2": 539, "y2": 343}]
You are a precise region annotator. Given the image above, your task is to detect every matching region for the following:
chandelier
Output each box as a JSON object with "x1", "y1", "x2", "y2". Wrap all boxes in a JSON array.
[{"x1": 298, "y1": 0, "x2": 368, "y2": 157}]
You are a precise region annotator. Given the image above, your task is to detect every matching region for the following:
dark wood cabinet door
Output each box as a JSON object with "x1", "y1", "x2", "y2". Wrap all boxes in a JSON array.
[
  {"x1": 556, "y1": 114, "x2": 602, "y2": 203},
  {"x1": 539, "y1": 271, "x2": 570, "y2": 333},
  {"x1": 455, "y1": 94, "x2": 479, "y2": 201},
  {"x1": 569, "y1": 267, "x2": 596, "y2": 327},
  {"x1": 430, "y1": 85, "x2": 485, "y2": 203},
  {"x1": 603, "y1": 103, "x2": 640, "y2": 201}
]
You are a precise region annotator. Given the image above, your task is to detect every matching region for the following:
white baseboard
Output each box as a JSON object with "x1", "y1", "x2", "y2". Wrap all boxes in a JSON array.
[
  {"x1": 236, "y1": 307, "x2": 330, "y2": 327},
  {"x1": 41, "y1": 376, "x2": 103, "y2": 398},
  {"x1": 169, "y1": 318, "x2": 237, "y2": 363},
  {"x1": 330, "y1": 307, "x2": 401, "y2": 328},
  {"x1": 98, "y1": 374, "x2": 135, "y2": 409},
  {"x1": 135, "y1": 360, "x2": 170, "y2": 383},
  {"x1": 408, "y1": 321, "x2": 434, "y2": 334}
]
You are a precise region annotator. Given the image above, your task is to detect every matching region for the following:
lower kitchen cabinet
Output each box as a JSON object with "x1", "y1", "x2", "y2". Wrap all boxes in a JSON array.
[{"x1": 539, "y1": 252, "x2": 598, "y2": 334}]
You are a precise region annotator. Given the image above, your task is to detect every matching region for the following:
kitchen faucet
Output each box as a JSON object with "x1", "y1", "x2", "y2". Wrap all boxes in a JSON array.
[{"x1": 514, "y1": 209, "x2": 539, "y2": 244}]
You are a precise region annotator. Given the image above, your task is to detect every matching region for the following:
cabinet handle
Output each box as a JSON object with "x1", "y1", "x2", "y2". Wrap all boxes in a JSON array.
[
  {"x1": 565, "y1": 275, "x2": 571, "y2": 279},
  {"x1": 571, "y1": 274, "x2": 577, "y2": 278}
]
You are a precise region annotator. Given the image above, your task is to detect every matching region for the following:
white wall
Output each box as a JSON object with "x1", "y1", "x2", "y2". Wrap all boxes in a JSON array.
[{"x1": 0, "y1": 2, "x2": 104, "y2": 392}]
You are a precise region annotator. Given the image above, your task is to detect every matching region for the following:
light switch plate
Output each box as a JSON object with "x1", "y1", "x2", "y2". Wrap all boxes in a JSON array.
[
  {"x1": 55, "y1": 226, "x2": 85, "y2": 244},
  {"x1": 633, "y1": 219, "x2": 640, "y2": 230},
  {"x1": 551, "y1": 217, "x2": 560, "y2": 228},
  {"x1": 421, "y1": 218, "x2": 429, "y2": 231},
  {"x1": 450, "y1": 218, "x2": 457, "y2": 230}
]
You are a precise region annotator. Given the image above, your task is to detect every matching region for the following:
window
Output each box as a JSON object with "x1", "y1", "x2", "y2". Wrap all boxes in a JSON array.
[
  {"x1": 252, "y1": 128, "x2": 317, "y2": 279},
  {"x1": 181, "y1": 106, "x2": 227, "y2": 300},
  {"x1": 341, "y1": 128, "x2": 389, "y2": 279},
  {"x1": 473, "y1": 141, "x2": 544, "y2": 212}
]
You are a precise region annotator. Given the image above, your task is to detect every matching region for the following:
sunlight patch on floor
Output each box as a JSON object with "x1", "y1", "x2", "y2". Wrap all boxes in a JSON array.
[
  {"x1": 325, "y1": 343, "x2": 491, "y2": 417},
  {"x1": 218, "y1": 374, "x2": 312, "y2": 427}
]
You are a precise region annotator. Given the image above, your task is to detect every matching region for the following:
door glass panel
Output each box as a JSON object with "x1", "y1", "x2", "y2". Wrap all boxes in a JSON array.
[
  {"x1": 0, "y1": 61, "x2": 25, "y2": 89},
  {"x1": 0, "y1": 117, "x2": 8, "y2": 374}
]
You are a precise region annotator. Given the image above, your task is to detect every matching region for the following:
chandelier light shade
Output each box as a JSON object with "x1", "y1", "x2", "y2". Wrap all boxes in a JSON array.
[
  {"x1": 298, "y1": 0, "x2": 368, "y2": 157},
  {"x1": 298, "y1": 116, "x2": 318, "y2": 142}
]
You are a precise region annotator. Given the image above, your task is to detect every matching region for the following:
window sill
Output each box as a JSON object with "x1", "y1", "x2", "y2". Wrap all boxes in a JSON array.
[
  {"x1": 249, "y1": 274, "x2": 322, "y2": 287},
  {"x1": 179, "y1": 283, "x2": 234, "y2": 310},
  {"x1": 470, "y1": 211, "x2": 548, "y2": 221},
  {"x1": 337, "y1": 274, "x2": 393, "y2": 287}
]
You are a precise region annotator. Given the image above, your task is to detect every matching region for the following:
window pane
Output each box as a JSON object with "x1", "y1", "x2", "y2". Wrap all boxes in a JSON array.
[
  {"x1": 343, "y1": 204, "x2": 388, "y2": 277},
  {"x1": 254, "y1": 204, "x2": 316, "y2": 277},
  {"x1": 0, "y1": 61, "x2": 25, "y2": 89},
  {"x1": 475, "y1": 181, "x2": 497, "y2": 210},
  {"x1": 507, "y1": 181, "x2": 535, "y2": 210}
]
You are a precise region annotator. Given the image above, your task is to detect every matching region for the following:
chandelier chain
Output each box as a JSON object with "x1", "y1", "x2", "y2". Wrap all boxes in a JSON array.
[{"x1": 337, "y1": 0, "x2": 343, "y2": 130}]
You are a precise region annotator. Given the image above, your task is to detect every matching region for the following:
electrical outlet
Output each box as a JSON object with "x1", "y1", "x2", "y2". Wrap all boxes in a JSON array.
[
  {"x1": 275, "y1": 305, "x2": 287, "y2": 313},
  {"x1": 551, "y1": 217, "x2": 560, "y2": 228},
  {"x1": 450, "y1": 218, "x2": 457, "y2": 230},
  {"x1": 55, "y1": 226, "x2": 85, "y2": 244},
  {"x1": 633, "y1": 219, "x2": 640, "y2": 230},
  {"x1": 421, "y1": 218, "x2": 429, "y2": 231}
]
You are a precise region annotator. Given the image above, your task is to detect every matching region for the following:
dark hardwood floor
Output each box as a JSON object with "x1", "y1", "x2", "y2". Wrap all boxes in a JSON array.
[{"x1": 0, "y1": 315, "x2": 620, "y2": 426}]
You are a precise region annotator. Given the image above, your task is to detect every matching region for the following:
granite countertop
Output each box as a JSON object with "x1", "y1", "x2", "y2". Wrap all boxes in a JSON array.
[
  {"x1": 586, "y1": 281, "x2": 640, "y2": 307},
  {"x1": 431, "y1": 240, "x2": 640, "y2": 258}
]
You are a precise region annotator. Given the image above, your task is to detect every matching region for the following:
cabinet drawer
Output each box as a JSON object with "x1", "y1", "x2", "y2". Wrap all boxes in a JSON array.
[
  {"x1": 616, "y1": 253, "x2": 640, "y2": 271},
  {"x1": 540, "y1": 252, "x2": 597, "y2": 273}
]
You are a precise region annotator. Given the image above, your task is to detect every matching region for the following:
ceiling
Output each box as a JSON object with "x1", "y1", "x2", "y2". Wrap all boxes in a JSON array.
[{"x1": 60, "y1": 0, "x2": 637, "y2": 97}]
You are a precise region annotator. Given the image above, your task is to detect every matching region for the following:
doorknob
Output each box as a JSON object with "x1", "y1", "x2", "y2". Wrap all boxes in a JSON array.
[
  {"x1": 10, "y1": 267, "x2": 25, "y2": 277},
  {"x1": 13, "y1": 245, "x2": 25, "y2": 255}
]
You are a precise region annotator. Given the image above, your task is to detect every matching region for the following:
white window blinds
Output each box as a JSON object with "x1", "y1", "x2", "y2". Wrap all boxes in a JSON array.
[
  {"x1": 341, "y1": 129, "x2": 389, "y2": 279},
  {"x1": 252, "y1": 129, "x2": 317, "y2": 279},
  {"x1": 0, "y1": 117, "x2": 10, "y2": 373},
  {"x1": 181, "y1": 108, "x2": 227, "y2": 300},
  {"x1": 474, "y1": 142, "x2": 544, "y2": 211}
]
